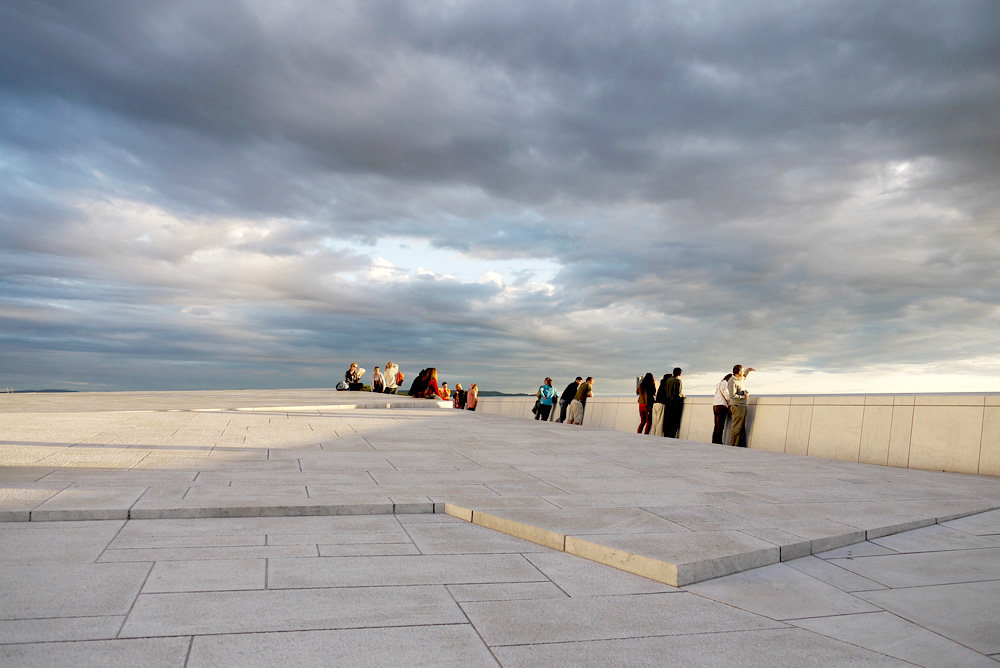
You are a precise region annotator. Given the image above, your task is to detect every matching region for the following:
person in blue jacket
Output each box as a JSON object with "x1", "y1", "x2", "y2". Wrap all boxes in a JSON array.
[{"x1": 535, "y1": 377, "x2": 558, "y2": 421}]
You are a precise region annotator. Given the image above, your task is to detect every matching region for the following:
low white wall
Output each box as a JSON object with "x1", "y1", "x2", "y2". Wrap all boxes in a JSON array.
[{"x1": 476, "y1": 394, "x2": 1000, "y2": 477}]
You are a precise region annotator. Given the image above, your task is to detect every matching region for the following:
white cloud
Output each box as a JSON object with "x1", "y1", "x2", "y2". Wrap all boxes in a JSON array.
[{"x1": 1, "y1": 0, "x2": 998, "y2": 393}]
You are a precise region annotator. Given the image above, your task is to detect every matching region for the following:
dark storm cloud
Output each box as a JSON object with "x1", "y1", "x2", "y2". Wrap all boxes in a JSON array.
[{"x1": 1, "y1": 0, "x2": 998, "y2": 391}]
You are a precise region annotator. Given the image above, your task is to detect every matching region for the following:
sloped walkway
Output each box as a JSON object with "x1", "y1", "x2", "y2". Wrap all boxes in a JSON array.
[{"x1": 2, "y1": 391, "x2": 999, "y2": 666}]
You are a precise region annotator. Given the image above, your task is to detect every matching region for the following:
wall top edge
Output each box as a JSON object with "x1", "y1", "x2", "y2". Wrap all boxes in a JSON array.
[{"x1": 477, "y1": 393, "x2": 998, "y2": 399}]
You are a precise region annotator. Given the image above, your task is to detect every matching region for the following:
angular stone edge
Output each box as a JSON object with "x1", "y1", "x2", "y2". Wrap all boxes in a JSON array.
[
  {"x1": 472, "y1": 510, "x2": 566, "y2": 551},
  {"x1": 433, "y1": 501, "x2": 1000, "y2": 587},
  {"x1": 565, "y1": 535, "x2": 679, "y2": 586},
  {"x1": 29, "y1": 508, "x2": 129, "y2": 522},
  {"x1": 11, "y1": 497, "x2": 1000, "y2": 590},
  {"x1": 16, "y1": 503, "x2": 443, "y2": 522},
  {"x1": 190, "y1": 401, "x2": 455, "y2": 413}
]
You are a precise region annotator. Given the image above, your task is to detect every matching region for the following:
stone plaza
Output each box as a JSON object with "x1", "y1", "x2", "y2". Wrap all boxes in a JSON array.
[{"x1": 1, "y1": 390, "x2": 999, "y2": 666}]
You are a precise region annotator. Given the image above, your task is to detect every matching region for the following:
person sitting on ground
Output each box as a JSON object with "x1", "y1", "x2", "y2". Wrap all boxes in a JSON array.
[
  {"x1": 536, "y1": 377, "x2": 557, "y2": 421},
  {"x1": 438, "y1": 381, "x2": 451, "y2": 401},
  {"x1": 466, "y1": 383, "x2": 479, "y2": 411},
  {"x1": 407, "y1": 368, "x2": 429, "y2": 397},
  {"x1": 345, "y1": 363, "x2": 366, "y2": 391},
  {"x1": 412, "y1": 368, "x2": 442, "y2": 400},
  {"x1": 371, "y1": 366, "x2": 385, "y2": 393},
  {"x1": 453, "y1": 383, "x2": 467, "y2": 409}
]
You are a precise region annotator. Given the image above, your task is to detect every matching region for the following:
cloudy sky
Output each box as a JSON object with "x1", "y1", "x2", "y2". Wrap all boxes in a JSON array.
[{"x1": 2, "y1": 0, "x2": 998, "y2": 395}]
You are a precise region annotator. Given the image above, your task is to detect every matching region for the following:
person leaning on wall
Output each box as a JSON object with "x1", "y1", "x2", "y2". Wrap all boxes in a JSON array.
[
  {"x1": 651, "y1": 373, "x2": 670, "y2": 436},
  {"x1": 567, "y1": 377, "x2": 594, "y2": 425},
  {"x1": 636, "y1": 373, "x2": 657, "y2": 434},
  {"x1": 712, "y1": 373, "x2": 732, "y2": 444},
  {"x1": 558, "y1": 377, "x2": 582, "y2": 423},
  {"x1": 727, "y1": 364, "x2": 755, "y2": 447},
  {"x1": 535, "y1": 377, "x2": 557, "y2": 421},
  {"x1": 662, "y1": 367, "x2": 685, "y2": 438}
]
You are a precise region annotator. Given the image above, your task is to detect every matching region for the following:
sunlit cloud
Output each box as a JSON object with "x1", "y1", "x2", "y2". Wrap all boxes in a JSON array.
[{"x1": 0, "y1": 0, "x2": 997, "y2": 394}]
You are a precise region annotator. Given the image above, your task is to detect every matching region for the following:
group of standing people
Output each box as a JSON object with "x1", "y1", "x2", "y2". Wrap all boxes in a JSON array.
[
  {"x1": 637, "y1": 364, "x2": 754, "y2": 447},
  {"x1": 532, "y1": 376, "x2": 595, "y2": 425},
  {"x1": 636, "y1": 368, "x2": 685, "y2": 437}
]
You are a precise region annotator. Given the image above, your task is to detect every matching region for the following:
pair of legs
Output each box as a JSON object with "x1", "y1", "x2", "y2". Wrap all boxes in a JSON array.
[
  {"x1": 729, "y1": 404, "x2": 748, "y2": 447},
  {"x1": 650, "y1": 403, "x2": 666, "y2": 436},
  {"x1": 663, "y1": 400, "x2": 684, "y2": 438},
  {"x1": 557, "y1": 399, "x2": 570, "y2": 423},
  {"x1": 567, "y1": 399, "x2": 585, "y2": 425},
  {"x1": 712, "y1": 405, "x2": 729, "y2": 444},
  {"x1": 637, "y1": 403, "x2": 652, "y2": 434},
  {"x1": 535, "y1": 404, "x2": 552, "y2": 420}
]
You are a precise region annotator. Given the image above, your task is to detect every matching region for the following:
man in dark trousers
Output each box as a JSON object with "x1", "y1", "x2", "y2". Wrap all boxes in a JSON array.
[
  {"x1": 662, "y1": 367, "x2": 684, "y2": 438},
  {"x1": 557, "y1": 377, "x2": 582, "y2": 423}
]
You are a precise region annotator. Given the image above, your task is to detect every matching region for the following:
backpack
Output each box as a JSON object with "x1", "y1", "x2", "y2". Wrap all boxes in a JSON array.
[{"x1": 396, "y1": 371, "x2": 405, "y2": 385}]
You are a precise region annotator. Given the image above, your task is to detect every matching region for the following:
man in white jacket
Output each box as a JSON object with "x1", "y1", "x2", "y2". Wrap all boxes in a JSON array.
[{"x1": 383, "y1": 362, "x2": 399, "y2": 394}]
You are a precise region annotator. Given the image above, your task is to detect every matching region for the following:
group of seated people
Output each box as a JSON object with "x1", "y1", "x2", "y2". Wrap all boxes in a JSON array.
[
  {"x1": 342, "y1": 362, "x2": 403, "y2": 393},
  {"x1": 341, "y1": 363, "x2": 478, "y2": 410},
  {"x1": 406, "y1": 367, "x2": 478, "y2": 410}
]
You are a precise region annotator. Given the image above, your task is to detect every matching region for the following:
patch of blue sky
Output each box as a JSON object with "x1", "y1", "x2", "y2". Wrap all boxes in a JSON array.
[{"x1": 350, "y1": 236, "x2": 562, "y2": 286}]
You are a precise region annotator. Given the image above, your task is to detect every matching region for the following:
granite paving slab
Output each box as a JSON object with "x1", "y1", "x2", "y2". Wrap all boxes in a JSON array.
[
  {"x1": 119, "y1": 585, "x2": 465, "y2": 637},
  {"x1": 0, "y1": 562, "x2": 151, "y2": 618},
  {"x1": 459, "y1": 592, "x2": 783, "y2": 646},
  {"x1": 185, "y1": 625, "x2": 500, "y2": 668},
  {"x1": 0, "y1": 519, "x2": 124, "y2": 563},
  {"x1": 0, "y1": 637, "x2": 191, "y2": 668},
  {"x1": 266, "y1": 553, "x2": 545, "y2": 589},
  {"x1": 792, "y1": 611, "x2": 1000, "y2": 668},
  {"x1": 686, "y1": 562, "x2": 881, "y2": 620},
  {"x1": 142, "y1": 558, "x2": 267, "y2": 593},
  {"x1": 490, "y1": 628, "x2": 917, "y2": 668},
  {"x1": 856, "y1": 581, "x2": 1000, "y2": 655},
  {"x1": 0, "y1": 615, "x2": 126, "y2": 645},
  {"x1": 826, "y1": 546, "x2": 1000, "y2": 588}
]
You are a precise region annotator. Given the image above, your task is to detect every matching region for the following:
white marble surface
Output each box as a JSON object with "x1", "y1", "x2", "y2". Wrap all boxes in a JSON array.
[{"x1": 2, "y1": 392, "x2": 1000, "y2": 666}]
